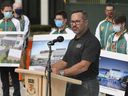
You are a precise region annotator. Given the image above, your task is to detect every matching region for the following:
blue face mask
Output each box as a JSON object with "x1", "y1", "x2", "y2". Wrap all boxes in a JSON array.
[
  {"x1": 55, "y1": 20, "x2": 64, "y2": 27},
  {"x1": 15, "y1": 9, "x2": 23, "y2": 15},
  {"x1": 3, "y1": 12, "x2": 12, "y2": 19}
]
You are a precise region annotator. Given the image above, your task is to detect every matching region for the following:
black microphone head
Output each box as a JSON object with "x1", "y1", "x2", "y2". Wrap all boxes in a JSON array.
[
  {"x1": 47, "y1": 36, "x2": 64, "y2": 46},
  {"x1": 57, "y1": 36, "x2": 64, "y2": 42}
]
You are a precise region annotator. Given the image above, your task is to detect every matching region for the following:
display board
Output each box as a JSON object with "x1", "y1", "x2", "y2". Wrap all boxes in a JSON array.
[
  {"x1": 0, "y1": 32, "x2": 25, "y2": 67},
  {"x1": 99, "y1": 50, "x2": 128, "y2": 96},
  {"x1": 30, "y1": 34, "x2": 75, "y2": 68}
]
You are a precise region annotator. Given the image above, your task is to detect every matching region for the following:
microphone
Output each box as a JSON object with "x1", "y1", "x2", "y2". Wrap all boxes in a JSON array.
[{"x1": 47, "y1": 36, "x2": 64, "y2": 45}]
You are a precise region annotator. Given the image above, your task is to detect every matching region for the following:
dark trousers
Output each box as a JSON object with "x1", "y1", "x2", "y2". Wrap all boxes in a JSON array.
[
  {"x1": 0, "y1": 67, "x2": 21, "y2": 96},
  {"x1": 66, "y1": 78, "x2": 99, "y2": 96}
]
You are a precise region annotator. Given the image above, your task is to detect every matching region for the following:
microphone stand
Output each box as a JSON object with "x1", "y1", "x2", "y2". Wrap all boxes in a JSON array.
[
  {"x1": 45, "y1": 43, "x2": 52, "y2": 96},
  {"x1": 45, "y1": 37, "x2": 64, "y2": 96}
]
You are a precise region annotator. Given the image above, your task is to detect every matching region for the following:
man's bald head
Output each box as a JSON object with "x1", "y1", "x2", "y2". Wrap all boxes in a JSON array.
[{"x1": 13, "y1": 2, "x2": 22, "y2": 10}]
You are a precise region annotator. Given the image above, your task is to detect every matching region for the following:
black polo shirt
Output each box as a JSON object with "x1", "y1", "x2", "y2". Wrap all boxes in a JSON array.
[{"x1": 63, "y1": 29, "x2": 101, "y2": 81}]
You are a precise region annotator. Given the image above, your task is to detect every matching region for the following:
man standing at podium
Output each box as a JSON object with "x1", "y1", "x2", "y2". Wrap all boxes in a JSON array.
[{"x1": 52, "y1": 10, "x2": 101, "y2": 96}]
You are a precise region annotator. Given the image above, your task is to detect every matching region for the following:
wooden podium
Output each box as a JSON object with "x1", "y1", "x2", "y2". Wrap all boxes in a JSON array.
[{"x1": 15, "y1": 69, "x2": 82, "y2": 96}]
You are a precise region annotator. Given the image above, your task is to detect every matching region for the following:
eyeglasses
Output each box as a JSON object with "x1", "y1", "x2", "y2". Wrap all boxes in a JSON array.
[{"x1": 70, "y1": 20, "x2": 85, "y2": 25}]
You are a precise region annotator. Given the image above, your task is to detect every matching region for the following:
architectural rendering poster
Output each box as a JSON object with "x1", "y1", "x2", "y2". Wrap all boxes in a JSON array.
[
  {"x1": 0, "y1": 32, "x2": 25, "y2": 67},
  {"x1": 30, "y1": 34, "x2": 75, "y2": 67},
  {"x1": 99, "y1": 50, "x2": 128, "y2": 95}
]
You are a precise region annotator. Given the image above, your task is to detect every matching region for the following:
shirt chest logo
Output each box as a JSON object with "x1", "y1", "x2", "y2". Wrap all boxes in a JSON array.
[
  {"x1": 100, "y1": 26, "x2": 104, "y2": 31},
  {"x1": 76, "y1": 43, "x2": 82, "y2": 48}
]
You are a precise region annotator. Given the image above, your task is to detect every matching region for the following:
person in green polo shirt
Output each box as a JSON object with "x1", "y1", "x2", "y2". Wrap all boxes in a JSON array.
[
  {"x1": 0, "y1": 2, "x2": 21, "y2": 96},
  {"x1": 106, "y1": 14, "x2": 128, "y2": 54},
  {"x1": 95, "y1": 3, "x2": 115, "y2": 49},
  {"x1": 50, "y1": 10, "x2": 75, "y2": 35},
  {"x1": 0, "y1": 2, "x2": 20, "y2": 31}
]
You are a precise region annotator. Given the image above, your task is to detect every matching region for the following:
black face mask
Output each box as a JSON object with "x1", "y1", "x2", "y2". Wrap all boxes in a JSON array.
[{"x1": 15, "y1": 9, "x2": 23, "y2": 15}]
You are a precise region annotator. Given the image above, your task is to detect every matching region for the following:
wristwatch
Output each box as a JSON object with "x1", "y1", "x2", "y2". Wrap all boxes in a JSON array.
[{"x1": 59, "y1": 70, "x2": 65, "y2": 76}]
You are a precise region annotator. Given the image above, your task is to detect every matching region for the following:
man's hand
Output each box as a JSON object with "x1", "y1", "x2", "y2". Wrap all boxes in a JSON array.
[{"x1": 52, "y1": 68, "x2": 60, "y2": 74}]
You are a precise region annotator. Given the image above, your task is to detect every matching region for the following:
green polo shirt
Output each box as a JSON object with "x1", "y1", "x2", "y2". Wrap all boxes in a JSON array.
[
  {"x1": 106, "y1": 31, "x2": 128, "y2": 54},
  {"x1": 50, "y1": 26, "x2": 74, "y2": 34},
  {"x1": 52, "y1": 29, "x2": 67, "y2": 34},
  {"x1": 0, "y1": 19, "x2": 16, "y2": 31}
]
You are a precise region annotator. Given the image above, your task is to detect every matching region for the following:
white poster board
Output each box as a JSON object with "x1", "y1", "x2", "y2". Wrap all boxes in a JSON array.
[
  {"x1": 99, "y1": 50, "x2": 128, "y2": 96},
  {"x1": 0, "y1": 32, "x2": 25, "y2": 67},
  {"x1": 30, "y1": 34, "x2": 75, "y2": 70}
]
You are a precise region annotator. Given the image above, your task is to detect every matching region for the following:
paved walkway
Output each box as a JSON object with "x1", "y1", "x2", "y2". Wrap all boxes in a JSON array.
[{"x1": 0, "y1": 79, "x2": 25, "y2": 96}]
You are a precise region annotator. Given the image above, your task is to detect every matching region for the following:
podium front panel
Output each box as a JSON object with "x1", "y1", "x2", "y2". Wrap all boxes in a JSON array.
[
  {"x1": 25, "y1": 74, "x2": 42, "y2": 96},
  {"x1": 15, "y1": 69, "x2": 82, "y2": 96}
]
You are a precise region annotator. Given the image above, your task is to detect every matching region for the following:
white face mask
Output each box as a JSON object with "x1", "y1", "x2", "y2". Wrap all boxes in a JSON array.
[{"x1": 113, "y1": 25, "x2": 121, "y2": 33}]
